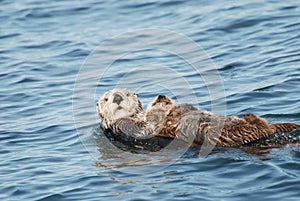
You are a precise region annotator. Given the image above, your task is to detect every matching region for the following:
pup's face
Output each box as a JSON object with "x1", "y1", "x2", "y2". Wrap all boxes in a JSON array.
[
  {"x1": 97, "y1": 88, "x2": 143, "y2": 129},
  {"x1": 146, "y1": 95, "x2": 175, "y2": 116}
]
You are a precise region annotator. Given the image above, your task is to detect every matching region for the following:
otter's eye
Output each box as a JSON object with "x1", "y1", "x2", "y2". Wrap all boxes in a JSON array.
[
  {"x1": 126, "y1": 93, "x2": 130, "y2": 97},
  {"x1": 104, "y1": 98, "x2": 108, "y2": 102}
]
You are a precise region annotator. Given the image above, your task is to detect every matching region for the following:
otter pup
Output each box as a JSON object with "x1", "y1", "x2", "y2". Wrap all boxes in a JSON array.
[
  {"x1": 155, "y1": 106, "x2": 275, "y2": 147},
  {"x1": 97, "y1": 88, "x2": 300, "y2": 150}
]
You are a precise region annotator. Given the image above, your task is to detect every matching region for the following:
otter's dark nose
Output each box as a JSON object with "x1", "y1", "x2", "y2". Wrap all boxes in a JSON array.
[
  {"x1": 113, "y1": 94, "x2": 123, "y2": 105},
  {"x1": 157, "y1": 95, "x2": 166, "y2": 100}
]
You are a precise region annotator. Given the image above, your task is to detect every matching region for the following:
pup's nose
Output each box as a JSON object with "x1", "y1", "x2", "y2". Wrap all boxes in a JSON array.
[
  {"x1": 157, "y1": 95, "x2": 166, "y2": 100},
  {"x1": 113, "y1": 94, "x2": 123, "y2": 105}
]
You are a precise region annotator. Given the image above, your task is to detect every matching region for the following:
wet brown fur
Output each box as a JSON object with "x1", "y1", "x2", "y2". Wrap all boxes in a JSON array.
[{"x1": 155, "y1": 107, "x2": 297, "y2": 147}]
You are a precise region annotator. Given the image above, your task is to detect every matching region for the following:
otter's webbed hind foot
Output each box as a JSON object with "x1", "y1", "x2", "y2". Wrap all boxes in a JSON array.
[
  {"x1": 244, "y1": 113, "x2": 300, "y2": 133},
  {"x1": 244, "y1": 113, "x2": 273, "y2": 131}
]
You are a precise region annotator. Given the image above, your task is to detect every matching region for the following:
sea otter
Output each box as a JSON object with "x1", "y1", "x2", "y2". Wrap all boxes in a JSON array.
[{"x1": 97, "y1": 88, "x2": 300, "y2": 150}]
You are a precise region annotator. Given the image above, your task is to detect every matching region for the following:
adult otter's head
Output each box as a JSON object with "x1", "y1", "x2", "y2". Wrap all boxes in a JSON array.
[{"x1": 97, "y1": 88, "x2": 144, "y2": 129}]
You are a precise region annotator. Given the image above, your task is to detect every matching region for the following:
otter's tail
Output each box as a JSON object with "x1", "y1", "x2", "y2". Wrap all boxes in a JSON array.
[{"x1": 271, "y1": 122, "x2": 300, "y2": 133}]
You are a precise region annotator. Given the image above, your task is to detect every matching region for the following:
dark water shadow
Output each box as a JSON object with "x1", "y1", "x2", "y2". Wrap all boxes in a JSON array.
[{"x1": 92, "y1": 126, "x2": 300, "y2": 171}]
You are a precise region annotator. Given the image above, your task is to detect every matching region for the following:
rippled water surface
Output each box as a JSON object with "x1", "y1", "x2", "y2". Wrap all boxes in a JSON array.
[{"x1": 1, "y1": 0, "x2": 300, "y2": 200}]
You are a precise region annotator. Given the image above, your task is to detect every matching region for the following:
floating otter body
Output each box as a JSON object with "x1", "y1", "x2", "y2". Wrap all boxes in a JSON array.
[{"x1": 97, "y1": 88, "x2": 300, "y2": 150}]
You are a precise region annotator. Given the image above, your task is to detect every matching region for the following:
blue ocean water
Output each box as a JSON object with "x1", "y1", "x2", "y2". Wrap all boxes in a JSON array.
[{"x1": 1, "y1": 0, "x2": 300, "y2": 200}]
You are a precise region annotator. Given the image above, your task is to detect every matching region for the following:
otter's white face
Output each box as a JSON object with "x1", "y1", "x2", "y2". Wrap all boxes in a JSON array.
[{"x1": 97, "y1": 88, "x2": 144, "y2": 129}]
